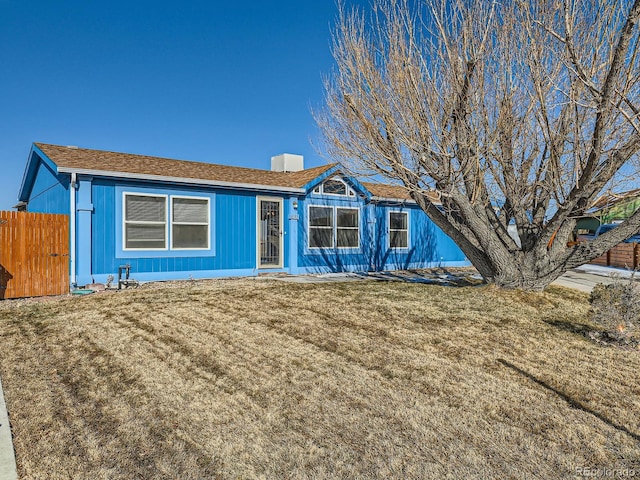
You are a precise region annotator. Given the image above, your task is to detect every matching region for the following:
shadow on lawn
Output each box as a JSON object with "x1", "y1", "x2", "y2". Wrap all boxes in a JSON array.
[
  {"x1": 498, "y1": 358, "x2": 640, "y2": 443},
  {"x1": 543, "y1": 319, "x2": 594, "y2": 337},
  {"x1": 353, "y1": 267, "x2": 484, "y2": 287}
]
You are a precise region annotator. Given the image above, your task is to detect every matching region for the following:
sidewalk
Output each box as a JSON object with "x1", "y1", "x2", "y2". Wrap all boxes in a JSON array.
[
  {"x1": 551, "y1": 265, "x2": 638, "y2": 293},
  {"x1": 0, "y1": 375, "x2": 17, "y2": 480}
]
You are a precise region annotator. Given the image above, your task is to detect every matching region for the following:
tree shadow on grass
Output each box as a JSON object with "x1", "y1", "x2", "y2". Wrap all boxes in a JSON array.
[
  {"x1": 543, "y1": 319, "x2": 595, "y2": 337},
  {"x1": 351, "y1": 267, "x2": 483, "y2": 287},
  {"x1": 498, "y1": 358, "x2": 640, "y2": 443}
]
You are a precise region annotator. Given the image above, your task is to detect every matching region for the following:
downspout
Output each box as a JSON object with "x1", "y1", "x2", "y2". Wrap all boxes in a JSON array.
[{"x1": 70, "y1": 172, "x2": 77, "y2": 287}]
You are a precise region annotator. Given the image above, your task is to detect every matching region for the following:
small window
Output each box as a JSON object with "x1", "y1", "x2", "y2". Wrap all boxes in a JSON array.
[
  {"x1": 337, "y1": 208, "x2": 359, "y2": 248},
  {"x1": 124, "y1": 194, "x2": 167, "y2": 249},
  {"x1": 172, "y1": 197, "x2": 209, "y2": 249},
  {"x1": 323, "y1": 179, "x2": 347, "y2": 195},
  {"x1": 313, "y1": 177, "x2": 355, "y2": 197},
  {"x1": 309, "y1": 206, "x2": 334, "y2": 248},
  {"x1": 389, "y1": 211, "x2": 408, "y2": 248}
]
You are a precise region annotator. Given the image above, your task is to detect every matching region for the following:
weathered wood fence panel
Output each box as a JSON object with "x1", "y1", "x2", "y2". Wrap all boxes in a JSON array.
[
  {"x1": 591, "y1": 242, "x2": 640, "y2": 270},
  {"x1": 0, "y1": 211, "x2": 69, "y2": 299}
]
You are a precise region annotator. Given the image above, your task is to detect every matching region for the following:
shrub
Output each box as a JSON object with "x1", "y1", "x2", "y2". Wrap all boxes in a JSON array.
[{"x1": 589, "y1": 278, "x2": 640, "y2": 342}]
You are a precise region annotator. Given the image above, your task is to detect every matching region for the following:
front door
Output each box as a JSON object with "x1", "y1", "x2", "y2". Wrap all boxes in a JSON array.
[{"x1": 257, "y1": 197, "x2": 283, "y2": 268}]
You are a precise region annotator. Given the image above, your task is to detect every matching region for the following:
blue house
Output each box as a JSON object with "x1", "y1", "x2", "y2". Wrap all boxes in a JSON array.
[{"x1": 17, "y1": 143, "x2": 468, "y2": 286}]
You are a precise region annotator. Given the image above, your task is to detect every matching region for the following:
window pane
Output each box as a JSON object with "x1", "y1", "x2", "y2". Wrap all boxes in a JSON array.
[
  {"x1": 337, "y1": 208, "x2": 358, "y2": 227},
  {"x1": 173, "y1": 225, "x2": 208, "y2": 249},
  {"x1": 125, "y1": 224, "x2": 165, "y2": 249},
  {"x1": 310, "y1": 227, "x2": 333, "y2": 248},
  {"x1": 337, "y1": 228, "x2": 358, "y2": 248},
  {"x1": 309, "y1": 206, "x2": 333, "y2": 227},
  {"x1": 173, "y1": 198, "x2": 208, "y2": 223},
  {"x1": 390, "y1": 212, "x2": 407, "y2": 230},
  {"x1": 390, "y1": 230, "x2": 408, "y2": 248},
  {"x1": 323, "y1": 179, "x2": 347, "y2": 195},
  {"x1": 126, "y1": 195, "x2": 165, "y2": 222}
]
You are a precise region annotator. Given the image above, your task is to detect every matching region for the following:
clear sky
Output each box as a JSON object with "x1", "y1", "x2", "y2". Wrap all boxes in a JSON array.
[{"x1": 0, "y1": 1, "x2": 356, "y2": 210}]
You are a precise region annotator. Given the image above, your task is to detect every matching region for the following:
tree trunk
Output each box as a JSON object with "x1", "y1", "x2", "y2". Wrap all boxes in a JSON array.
[
  {"x1": 481, "y1": 265, "x2": 563, "y2": 292},
  {"x1": 459, "y1": 243, "x2": 567, "y2": 292}
]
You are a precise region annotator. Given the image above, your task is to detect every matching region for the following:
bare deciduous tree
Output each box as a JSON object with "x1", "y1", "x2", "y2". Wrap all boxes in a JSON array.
[{"x1": 317, "y1": 0, "x2": 640, "y2": 290}]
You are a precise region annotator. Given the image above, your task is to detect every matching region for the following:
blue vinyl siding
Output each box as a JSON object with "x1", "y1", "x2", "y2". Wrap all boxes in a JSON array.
[
  {"x1": 91, "y1": 178, "x2": 290, "y2": 278},
  {"x1": 297, "y1": 192, "x2": 374, "y2": 273},
  {"x1": 26, "y1": 160, "x2": 70, "y2": 214},
  {"x1": 18, "y1": 144, "x2": 471, "y2": 283},
  {"x1": 297, "y1": 198, "x2": 468, "y2": 273},
  {"x1": 373, "y1": 204, "x2": 467, "y2": 271}
]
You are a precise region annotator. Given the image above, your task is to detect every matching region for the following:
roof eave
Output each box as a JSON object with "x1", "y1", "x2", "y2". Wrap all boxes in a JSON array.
[
  {"x1": 18, "y1": 143, "x2": 62, "y2": 202},
  {"x1": 56, "y1": 167, "x2": 306, "y2": 193},
  {"x1": 370, "y1": 196, "x2": 418, "y2": 204}
]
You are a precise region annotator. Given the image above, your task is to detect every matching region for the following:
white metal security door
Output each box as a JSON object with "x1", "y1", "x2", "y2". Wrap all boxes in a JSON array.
[{"x1": 257, "y1": 197, "x2": 283, "y2": 268}]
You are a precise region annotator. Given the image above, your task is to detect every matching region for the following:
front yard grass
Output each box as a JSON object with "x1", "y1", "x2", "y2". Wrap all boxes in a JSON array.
[{"x1": 0, "y1": 279, "x2": 638, "y2": 479}]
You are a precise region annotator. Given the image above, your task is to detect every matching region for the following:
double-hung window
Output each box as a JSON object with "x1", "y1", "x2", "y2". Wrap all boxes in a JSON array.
[
  {"x1": 308, "y1": 206, "x2": 359, "y2": 249},
  {"x1": 389, "y1": 211, "x2": 409, "y2": 248},
  {"x1": 124, "y1": 194, "x2": 167, "y2": 250},
  {"x1": 172, "y1": 197, "x2": 209, "y2": 249},
  {"x1": 336, "y1": 208, "x2": 359, "y2": 248},
  {"x1": 309, "y1": 206, "x2": 334, "y2": 248}
]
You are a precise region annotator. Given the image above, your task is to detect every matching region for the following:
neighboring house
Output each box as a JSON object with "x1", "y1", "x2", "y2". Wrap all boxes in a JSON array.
[
  {"x1": 575, "y1": 188, "x2": 640, "y2": 235},
  {"x1": 17, "y1": 143, "x2": 468, "y2": 286}
]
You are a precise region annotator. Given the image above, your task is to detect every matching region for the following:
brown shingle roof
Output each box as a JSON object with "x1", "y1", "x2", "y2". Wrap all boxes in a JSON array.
[
  {"x1": 35, "y1": 143, "x2": 335, "y2": 190},
  {"x1": 34, "y1": 143, "x2": 436, "y2": 202},
  {"x1": 590, "y1": 188, "x2": 640, "y2": 210},
  {"x1": 361, "y1": 182, "x2": 440, "y2": 204}
]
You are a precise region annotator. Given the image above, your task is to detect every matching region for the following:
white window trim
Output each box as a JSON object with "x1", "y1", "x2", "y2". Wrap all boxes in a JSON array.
[
  {"x1": 312, "y1": 177, "x2": 356, "y2": 198},
  {"x1": 171, "y1": 195, "x2": 211, "y2": 251},
  {"x1": 123, "y1": 192, "x2": 169, "y2": 251},
  {"x1": 388, "y1": 210, "x2": 409, "y2": 249},
  {"x1": 336, "y1": 207, "x2": 360, "y2": 249},
  {"x1": 307, "y1": 204, "x2": 360, "y2": 250},
  {"x1": 308, "y1": 205, "x2": 334, "y2": 249}
]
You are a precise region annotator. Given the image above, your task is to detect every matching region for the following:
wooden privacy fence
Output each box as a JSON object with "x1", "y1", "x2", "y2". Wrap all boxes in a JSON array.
[
  {"x1": 0, "y1": 211, "x2": 69, "y2": 299},
  {"x1": 591, "y1": 241, "x2": 640, "y2": 270}
]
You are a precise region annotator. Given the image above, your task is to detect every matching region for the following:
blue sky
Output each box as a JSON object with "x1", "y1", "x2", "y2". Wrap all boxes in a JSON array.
[{"x1": 0, "y1": 1, "x2": 355, "y2": 209}]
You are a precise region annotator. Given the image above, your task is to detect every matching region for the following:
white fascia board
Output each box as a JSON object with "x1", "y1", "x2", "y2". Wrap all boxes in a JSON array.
[
  {"x1": 370, "y1": 196, "x2": 445, "y2": 206},
  {"x1": 57, "y1": 168, "x2": 306, "y2": 194},
  {"x1": 371, "y1": 196, "x2": 417, "y2": 204}
]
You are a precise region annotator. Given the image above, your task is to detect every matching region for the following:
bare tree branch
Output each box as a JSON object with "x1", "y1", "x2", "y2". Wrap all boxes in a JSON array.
[{"x1": 317, "y1": 0, "x2": 640, "y2": 290}]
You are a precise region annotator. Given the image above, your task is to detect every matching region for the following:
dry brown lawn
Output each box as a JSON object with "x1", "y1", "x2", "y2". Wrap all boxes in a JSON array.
[{"x1": 0, "y1": 278, "x2": 638, "y2": 479}]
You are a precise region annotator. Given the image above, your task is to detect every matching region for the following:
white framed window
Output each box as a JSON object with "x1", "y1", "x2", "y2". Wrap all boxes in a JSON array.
[
  {"x1": 308, "y1": 205, "x2": 360, "y2": 249},
  {"x1": 122, "y1": 192, "x2": 211, "y2": 251},
  {"x1": 172, "y1": 196, "x2": 210, "y2": 249},
  {"x1": 337, "y1": 207, "x2": 359, "y2": 248},
  {"x1": 323, "y1": 178, "x2": 347, "y2": 195},
  {"x1": 312, "y1": 177, "x2": 356, "y2": 197},
  {"x1": 309, "y1": 206, "x2": 334, "y2": 248},
  {"x1": 123, "y1": 193, "x2": 168, "y2": 250},
  {"x1": 389, "y1": 211, "x2": 409, "y2": 249}
]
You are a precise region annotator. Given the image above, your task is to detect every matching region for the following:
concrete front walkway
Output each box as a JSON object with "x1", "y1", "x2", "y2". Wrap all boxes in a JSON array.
[
  {"x1": 0, "y1": 375, "x2": 17, "y2": 480},
  {"x1": 260, "y1": 265, "x2": 634, "y2": 294},
  {"x1": 552, "y1": 265, "x2": 638, "y2": 293}
]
